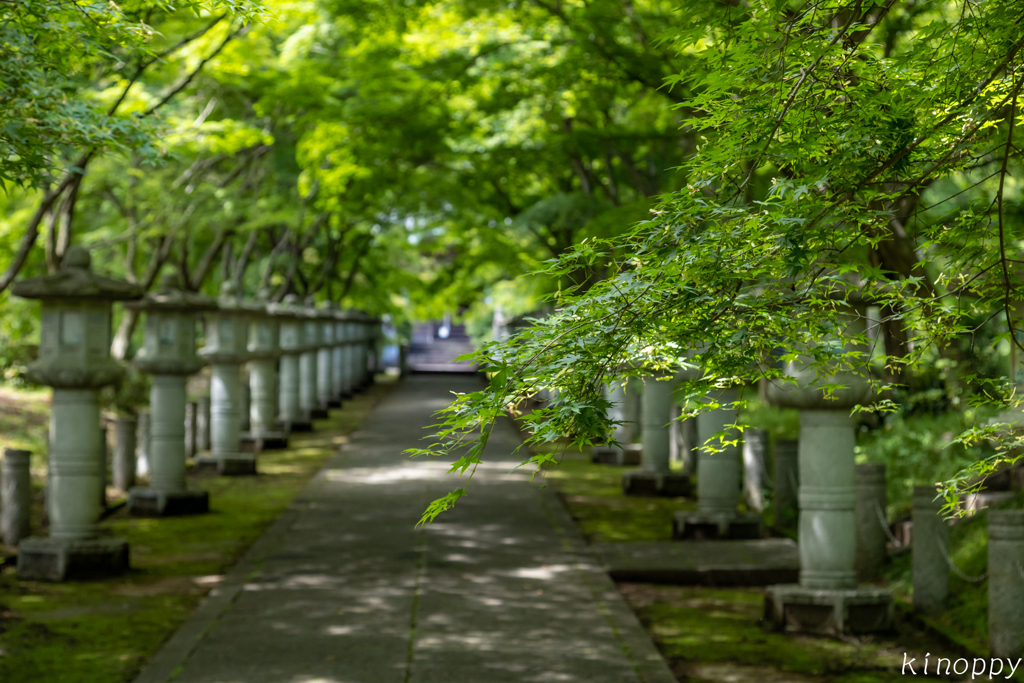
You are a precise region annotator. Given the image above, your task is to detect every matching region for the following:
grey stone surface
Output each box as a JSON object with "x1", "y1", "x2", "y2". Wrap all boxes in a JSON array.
[
  {"x1": 912, "y1": 485, "x2": 948, "y2": 613},
  {"x1": 595, "y1": 539, "x2": 798, "y2": 585},
  {"x1": 673, "y1": 510, "x2": 763, "y2": 540},
  {"x1": 17, "y1": 536, "x2": 129, "y2": 581},
  {"x1": 774, "y1": 438, "x2": 799, "y2": 528},
  {"x1": 135, "y1": 375, "x2": 675, "y2": 683},
  {"x1": 136, "y1": 410, "x2": 151, "y2": 477},
  {"x1": 855, "y1": 463, "x2": 887, "y2": 582},
  {"x1": 989, "y1": 510, "x2": 1024, "y2": 657},
  {"x1": 743, "y1": 428, "x2": 768, "y2": 512},
  {"x1": 196, "y1": 396, "x2": 211, "y2": 452},
  {"x1": 112, "y1": 415, "x2": 137, "y2": 492},
  {"x1": 184, "y1": 400, "x2": 197, "y2": 460},
  {"x1": 763, "y1": 584, "x2": 893, "y2": 635},
  {"x1": 2, "y1": 448, "x2": 32, "y2": 546}
]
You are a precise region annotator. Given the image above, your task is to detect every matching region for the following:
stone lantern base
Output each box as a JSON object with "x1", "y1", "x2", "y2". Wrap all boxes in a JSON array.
[
  {"x1": 17, "y1": 536, "x2": 129, "y2": 582},
  {"x1": 305, "y1": 407, "x2": 330, "y2": 420},
  {"x1": 622, "y1": 471, "x2": 692, "y2": 497},
  {"x1": 286, "y1": 419, "x2": 314, "y2": 433},
  {"x1": 673, "y1": 511, "x2": 763, "y2": 540},
  {"x1": 591, "y1": 443, "x2": 642, "y2": 466},
  {"x1": 194, "y1": 453, "x2": 257, "y2": 476},
  {"x1": 127, "y1": 488, "x2": 209, "y2": 517},
  {"x1": 763, "y1": 584, "x2": 893, "y2": 635},
  {"x1": 240, "y1": 430, "x2": 290, "y2": 452}
]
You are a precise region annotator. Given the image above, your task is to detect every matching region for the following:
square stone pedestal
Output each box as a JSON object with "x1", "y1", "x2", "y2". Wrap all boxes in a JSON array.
[
  {"x1": 17, "y1": 537, "x2": 129, "y2": 581},
  {"x1": 127, "y1": 488, "x2": 209, "y2": 517},
  {"x1": 194, "y1": 453, "x2": 257, "y2": 476},
  {"x1": 592, "y1": 443, "x2": 642, "y2": 466},
  {"x1": 673, "y1": 511, "x2": 763, "y2": 540},
  {"x1": 287, "y1": 419, "x2": 314, "y2": 433},
  {"x1": 763, "y1": 584, "x2": 894, "y2": 635},
  {"x1": 307, "y1": 407, "x2": 329, "y2": 420},
  {"x1": 622, "y1": 471, "x2": 692, "y2": 497},
  {"x1": 328, "y1": 399, "x2": 342, "y2": 409},
  {"x1": 240, "y1": 431, "x2": 290, "y2": 452}
]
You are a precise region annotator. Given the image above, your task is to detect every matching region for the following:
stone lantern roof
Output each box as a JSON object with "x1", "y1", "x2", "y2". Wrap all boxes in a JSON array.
[
  {"x1": 301, "y1": 295, "x2": 322, "y2": 348},
  {"x1": 12, "y1": 246, "x2": 143, "y2": 302},
  {"x1": 247, "y1": 289, "x2": 282, "y2": 359},
  {"x1": 276, "y1": 294, "x2": 308, "y2": 352},
  {"x1": 125, "y1": 272, "x2": 217, "y2": 313},
  {"x1": 198, "y1": 282, "x2": 259, "y2": 364},
  {"x1": 126, "y1": 273, "x2": 216, "y2": 376},
  {"x1": 764, "y1": 294, "x2": 874, "y2": 410},
  {"x1": 13, "y1": 246, "x2": 142, "y2": 388}
]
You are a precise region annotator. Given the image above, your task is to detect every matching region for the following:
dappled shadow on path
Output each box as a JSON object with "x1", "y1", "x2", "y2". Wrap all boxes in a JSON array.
[{"x1": 167, "y1": 375, "x2": 647, "y2": 683}]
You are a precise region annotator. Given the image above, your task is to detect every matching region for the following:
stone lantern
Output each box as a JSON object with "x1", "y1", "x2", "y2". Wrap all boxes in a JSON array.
[
  {"x1": 300, "y1": 296, "x2": 327, "y2": 420},
  {"x1": 317, "y1": 301, "x2": 339, "y2": 409},
  {"x1": 353, "y1": 311, "x2": 372, "y2": 392},
  {"x1": 276, "y1": 294, "x2": 311, "y2": 432},
  {"x1": 343, "y1": 309, "x2": 362, "y2": 395},
  {"x1": 592, "y1": 378, "x2": 642, "y2": 466},
  {"x1": 124, "y1": 272, "x2": 216, "y2": 516},
  {"x1": 622, "y1": 373, "x2": 692, "y2": 497},
  {"x1": 14, "y1": 246, "x2": 142, "y2": 581},
  {"x1": 674, "y1": 386, "x2": 763, "y2": 539},
  {"x1": 197, "y1": 282, "x2": 258, "y2": 475},
  {"x1": 243, "y1": 291, "x2": 289, "y2": 451},
  {"x1": 367, "y1": 315, "x2": 383, "y2": 379},
  {"x1": 763, "y1": 300, "x2": 892, "y2": 634},
  {"x1": 337, "y1": 309, "x2": 354, "y2": 401}
]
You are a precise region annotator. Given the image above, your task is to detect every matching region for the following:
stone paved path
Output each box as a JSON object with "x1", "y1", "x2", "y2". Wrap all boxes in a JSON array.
[{"x1": 135, "y1": 374, "x2": 675, "y2": 683}]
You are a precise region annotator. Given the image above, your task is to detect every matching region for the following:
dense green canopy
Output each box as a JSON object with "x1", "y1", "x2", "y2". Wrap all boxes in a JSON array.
[{"x1": 1, "y1": 0, "x2": 1022, "y2": 516}]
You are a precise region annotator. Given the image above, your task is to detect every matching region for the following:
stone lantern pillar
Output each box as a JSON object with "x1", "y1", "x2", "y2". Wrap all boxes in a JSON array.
[
  {"x1": 277, "y1": 295, "x2": 311, "y2": 433},
  {"x1": 763, "y1": 301, "x2": 893, "y2": 634},
  {"x1": 317, "y1": 301, "x2": 339, "y2": 409},
  {"x1": 342, "y1": 310, "x2": 360, "y2": 395},
  {"x1": 353, "y1": 312, "x2": 371, "y2": 392},
  {"x1": 14, "y1": 246, "x2": 142, "y2": 581},
  {"x1": 592, "y1": 378, "x2": 642, "y2": 466},
  {"x1": 675, "y1": 387, "x2": 762, "y2": 539},
  {"x1": 300, "y1": 296, "x2": 327, "y2": 420},
  {"x1": 622, "y1": 374, "x2": 692, "y2": 497},
  {"x1": 367, "y1": 315, "x2": 383, "y2": 380},
  {"x1": 332, "y1": 307, "x2": 347, "y2": 402},
  {"x1": 989, "y1": 510, "x2": 1024, "y2": 657},
  {"x1": 196, "y1": 282, "x2": 257, "y2": 475},
  {"x1": 125, "y1": 273, "x2": 215, "y2": 516},
  {"x1": 243, "y1": 291, "x2": 289, "y2": 451}
]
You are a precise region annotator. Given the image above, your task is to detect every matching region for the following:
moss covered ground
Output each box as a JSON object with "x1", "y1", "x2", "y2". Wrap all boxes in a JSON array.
[
  {"x1": 0, "y1": 379, "x2": 394, "y2": 683},
  {"x1": 541, "y1": 450, "x2": 987, "y2": 683},
  {"x1": 540, "y1": 451, "x2": 697, "y2": 543}
]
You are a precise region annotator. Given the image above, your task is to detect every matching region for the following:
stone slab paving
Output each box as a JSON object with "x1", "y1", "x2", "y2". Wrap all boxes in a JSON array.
[
  {"x1": 593, "y1": 539, "x2": 800, "y2": 586},
  {"x1": 134, "y1": 374, "x2": 675, "y2": 683}
]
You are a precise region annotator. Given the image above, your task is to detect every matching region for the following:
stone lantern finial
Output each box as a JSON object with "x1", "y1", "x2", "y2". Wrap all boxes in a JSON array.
[{"x1": 63, "y1": 245, "x2": 90, "y2": 270}]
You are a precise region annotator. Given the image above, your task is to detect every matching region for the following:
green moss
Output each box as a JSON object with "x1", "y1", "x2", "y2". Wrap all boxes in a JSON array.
[
  {"x1": 541, "y1": 455, "x2": 696, "y2": 542},
  {"x1": 623, "y1": 584, "x2": 972, "y2": 683},
  {"x1": 0, "y1": 380, "x2": 393, "y2": 683}
]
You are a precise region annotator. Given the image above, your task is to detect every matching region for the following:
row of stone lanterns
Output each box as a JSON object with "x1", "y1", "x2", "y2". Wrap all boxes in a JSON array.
[
  {"x1": 596, "y1": 299, "x2": 895, "y2": 635},
  {"x1": 11, "y1": 248, "x2": 381, "y2": 581}
]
